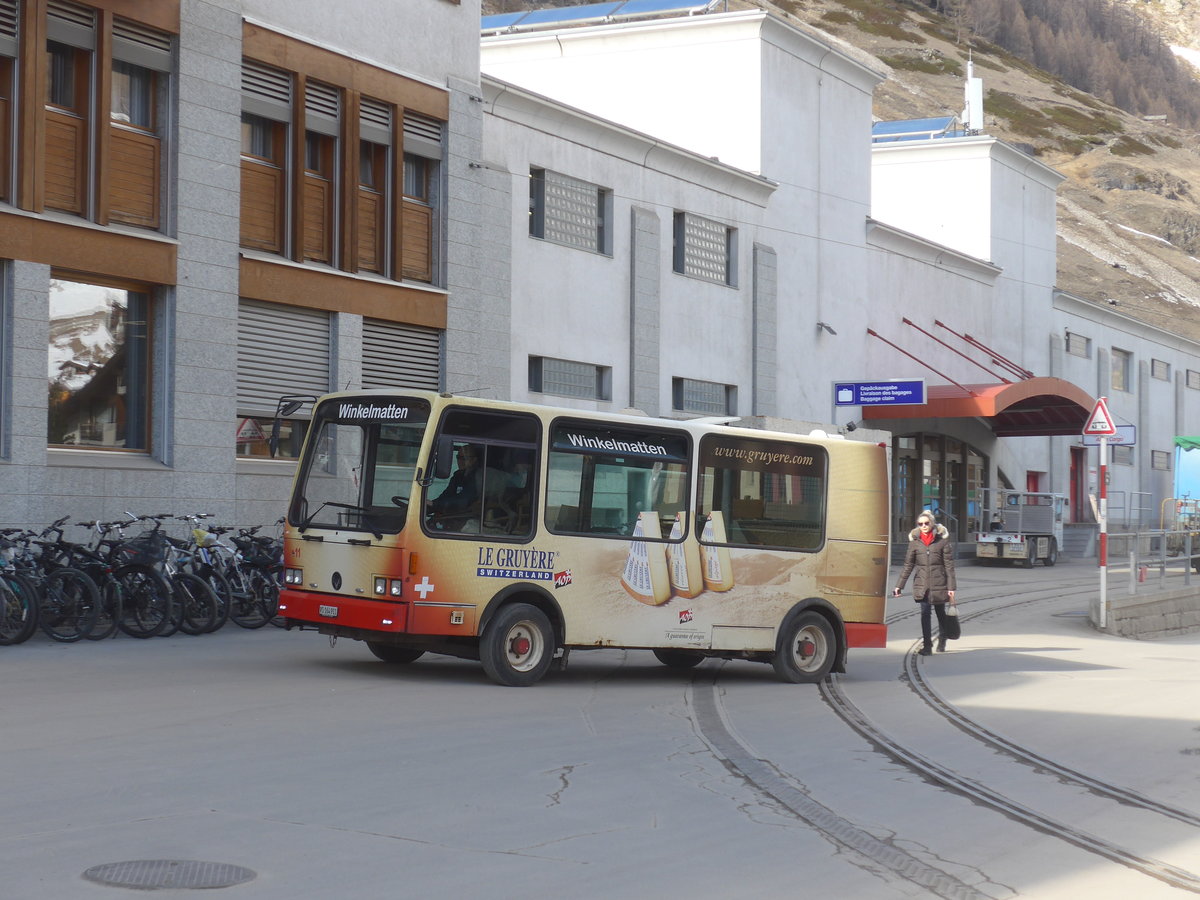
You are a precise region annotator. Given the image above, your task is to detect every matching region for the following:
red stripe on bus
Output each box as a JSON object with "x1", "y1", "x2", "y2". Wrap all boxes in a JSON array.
[{"x1": 845, "y1": 622, "x2": 887, "y2": 648}]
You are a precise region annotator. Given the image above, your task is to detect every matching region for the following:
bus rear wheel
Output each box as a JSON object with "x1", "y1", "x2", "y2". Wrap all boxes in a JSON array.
[
  {"x1": 653, "y1": 648, "x2": 704, "y2": 669},
  {"x1": 1044, "y1": 538, "x2": 1058, "y2": 567},
  {"x1": 773, "y1": 611, "x2": 836, "y2": 684},
  {"x1": 480, "y1": 603, "x2": 554, "y2": 687},
  {"x1": 367, "y1": 642, "x2": 425, "y2": 664}
]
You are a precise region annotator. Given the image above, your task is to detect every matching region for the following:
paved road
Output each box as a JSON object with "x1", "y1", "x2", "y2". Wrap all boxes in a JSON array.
[{"x1": 2, "y1": 559, "x2": 1198, "y2": 899}]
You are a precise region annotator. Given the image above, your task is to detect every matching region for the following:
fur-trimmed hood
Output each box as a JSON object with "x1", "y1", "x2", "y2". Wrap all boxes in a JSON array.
[{"x1": 907, "y1": 523, "x2": 950, "y2": 542}]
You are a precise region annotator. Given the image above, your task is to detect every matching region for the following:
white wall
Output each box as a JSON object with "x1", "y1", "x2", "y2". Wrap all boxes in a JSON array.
[{"x1": 243, "y1": 0, "x2": 480, "y2": 85}]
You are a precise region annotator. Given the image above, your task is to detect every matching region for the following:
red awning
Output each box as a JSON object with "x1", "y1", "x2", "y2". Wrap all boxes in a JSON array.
[{"x1": 861, "y1": 377, "x2": 1094, "y2": 437}]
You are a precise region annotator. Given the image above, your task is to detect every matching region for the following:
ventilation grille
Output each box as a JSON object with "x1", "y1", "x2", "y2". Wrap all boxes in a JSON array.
[
  {"x1": 113, "y1": 18, "x2": 172, "y2": 54},
  {"x1": 0, "y1": 1, "x2": 17, "y2": 47},
  {"x1": 403, "y1": 113, "x2": 442, "y2": 145},
  {"x1": 361, "y1": 98, "x2": 391, "y2": 127},
  {"x1": 306, "y1": 82, "x2": 339, "y2": 121},
  {"x1": 242, "y1": 59, "x2": 291, "y2": 106},
  {"x1": 48, "y1": 0, "x2": 93, "y2": 28}
]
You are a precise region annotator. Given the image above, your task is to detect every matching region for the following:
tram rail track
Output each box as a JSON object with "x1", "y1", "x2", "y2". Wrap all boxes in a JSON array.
[{"x1": 692, "y1": 574, "x2": 1200, "y2": 895}]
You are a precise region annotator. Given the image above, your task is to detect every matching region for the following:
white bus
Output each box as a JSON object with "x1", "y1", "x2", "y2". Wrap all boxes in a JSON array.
[{"x1": 277, "y1": 390, "x2": 891, "y2": 686}]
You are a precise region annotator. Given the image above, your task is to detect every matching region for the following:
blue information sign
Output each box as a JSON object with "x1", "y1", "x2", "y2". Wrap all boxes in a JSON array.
[
  {"x1": 1082, "y1": 425, "x2": 1135, "y2": 446},
  {"x1": 833, "y1": 380, "x2": 926, "y2": 407}
]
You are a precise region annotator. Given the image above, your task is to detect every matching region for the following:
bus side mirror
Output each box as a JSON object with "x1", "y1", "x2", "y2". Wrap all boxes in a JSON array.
[{"x1": 433, "y1": 435, "x2": 454, "y2": 480}]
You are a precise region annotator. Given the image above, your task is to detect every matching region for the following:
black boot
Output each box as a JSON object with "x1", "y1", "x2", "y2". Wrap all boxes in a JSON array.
[
  {"x1": 937, "y1": 637, "x2": 947, "y2": 652},
  {"x1": 918, "y1": 643, "x2": 932, "y2": 656}
]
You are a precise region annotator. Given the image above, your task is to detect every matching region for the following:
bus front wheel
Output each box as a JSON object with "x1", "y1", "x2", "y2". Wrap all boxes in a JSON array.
[
  {"x1": 773, "y1": 611, "x2": 836, "y2": 684},
  {"x1": 480, "y1": 603, "x2": 554, "y2": 687}
]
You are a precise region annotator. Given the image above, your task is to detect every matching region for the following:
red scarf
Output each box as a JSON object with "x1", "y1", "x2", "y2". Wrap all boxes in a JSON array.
[{"x1": 920, "y1": 530, "x2": 935, "y2": 546}]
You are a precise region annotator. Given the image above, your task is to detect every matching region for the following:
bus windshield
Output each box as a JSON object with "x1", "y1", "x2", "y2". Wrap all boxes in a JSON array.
[{"x1": 290, "y1": 397, "x2": 431, "y2": 534}]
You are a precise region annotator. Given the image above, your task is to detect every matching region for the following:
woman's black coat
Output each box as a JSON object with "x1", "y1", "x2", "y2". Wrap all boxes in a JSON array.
[{"x1": 895, "y1": 524, "x2": 957, "y2": 603}]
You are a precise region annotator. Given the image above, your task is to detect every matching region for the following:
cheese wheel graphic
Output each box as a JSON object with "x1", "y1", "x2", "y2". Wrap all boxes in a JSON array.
[
  {"x1": 620, "y1": 511, "x2": 671, "y2": 605},
  {"x1": 700, "y1": 512, "x2": 734, "y2": 592},
  {"x1": 667, "y1": 511, "x2": 704, "y2": 598}
]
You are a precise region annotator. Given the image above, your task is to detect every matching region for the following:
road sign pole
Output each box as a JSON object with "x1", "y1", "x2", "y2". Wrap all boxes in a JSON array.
[{"x1": 1098, "y1": 435, "x2": 1108, "y2": 629}]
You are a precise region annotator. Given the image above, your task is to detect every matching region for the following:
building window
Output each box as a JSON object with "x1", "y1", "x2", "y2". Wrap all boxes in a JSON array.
[
  {"x1": 1151, "y1": 450, "x2": 1171, "y2": 471},
  {"x1": 529, "y1": 356, "x2": 611, "y2": 401},
  {"x1": 236, "y1": 299, "x2": 331, "y2": 459},
  {"x1": 673, "y1": 211, "x2": 736, "y2": 285},
  {"x1": 1111, "y1": 348, "x2": 1132, "y2": 393},
  {"x1": 240, "y1": 49, "x2": 445, "y2": 285},
  {"x1": 48, "y1": 277, "x2": 152, "y2": 451},
  {"x1": 528, "y1": 168, "x2": 612, "y2": 254},
  {"x1": 1065, "y1": 331, "x2": 1090, "y2": 358},
  {"x1": 1187, "y1": 370, "x2": 1200, "y2": 390},
  {"x1": 673, "y1": 377, "x2": 736, "y2": 416},
  {"x1": 40, "y1": 7, "x2": 171, "y2": 226},
  {"x1": 1151, "y1": 359, "x2": 1170, "y2": 381},
  {"x1": 401, "y1": 112, "x2": 442, "y2": 283},
  {"x1": 1111, "y1": 445, "x2": 1133, "y2": 466},
  {"x1": 302, "y1": 80, "x2": 340, "y2": 265}
]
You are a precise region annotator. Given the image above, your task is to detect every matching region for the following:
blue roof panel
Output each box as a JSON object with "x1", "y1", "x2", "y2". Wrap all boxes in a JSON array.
[
  {"x1": 520, "y1": 2, "x2": 623, "y2": 25},
  {"x1": 872, "y1": 117, "x2": 961, "y2": 142},
  {"x1": 481, "y1": 12, "x2": 528, "y2": 30},
  {"x1": 614, "y1": 0, "x2": 714, "y2": 16}
]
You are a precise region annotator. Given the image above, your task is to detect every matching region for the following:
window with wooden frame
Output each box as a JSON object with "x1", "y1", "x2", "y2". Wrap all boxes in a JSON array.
[
  {"x1": 239, "y1": 31, "x2": 446, "y2": 285},
  {"x1": 106, "y1": 18, "x2": 171, "y2": 229},
  {"x1": 401, "y1": 112, "x2": 441, "y2": 283},
  {"x1": 302, "y1": 80, "x2": 339, "y2": 264},
  {"x1": 44, "y1": 1, "x2": 95, "y2": 217},
  {"x1": 0, "y1": 0, "x2": 15, "y2": 204},
  {"x1": 357, "y1": 97, "x2": 391, "y2": 275},
  {"x1": 240, "y1": 59, "x2": 291, "y2": 254}
]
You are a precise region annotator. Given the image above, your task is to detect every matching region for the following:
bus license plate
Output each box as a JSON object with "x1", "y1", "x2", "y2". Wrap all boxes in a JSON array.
[{"x1": 318, "y1": 604, "x2": 339, "y2": 618}]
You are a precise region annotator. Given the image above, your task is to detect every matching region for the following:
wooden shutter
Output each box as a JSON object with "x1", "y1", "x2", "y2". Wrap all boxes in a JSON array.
[
  {"x1": 362, "y1": 319, "x2": 441, "y2": 390},
  {"x1": 44, "y1": 110, "x2": 87, "y2": 214},
  {"x1": 237, "y1": 299, "x2": 331, "y2": 416},
  {"x1": 400, "y1": 200, "x2": 432, "y2": 282},
  {"x1": 109, "y1": 129, "x2": 160, "y2": 227}
]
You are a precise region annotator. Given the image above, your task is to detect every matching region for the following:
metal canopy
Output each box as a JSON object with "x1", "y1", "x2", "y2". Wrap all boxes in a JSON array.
[{"x1": 861, "y1": 377, "x2": 1096, "y2": 437}]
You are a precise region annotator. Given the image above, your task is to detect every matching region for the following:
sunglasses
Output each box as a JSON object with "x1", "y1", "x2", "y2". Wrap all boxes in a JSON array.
[{"x1": 918, "y1": 520, "x2": 932, "y2": 526}]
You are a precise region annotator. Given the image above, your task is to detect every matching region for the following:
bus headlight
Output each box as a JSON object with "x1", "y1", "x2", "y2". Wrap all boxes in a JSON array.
[
  {"x1": 374, "y1": 576, "x2": 388, "y2": 595},
  {"x1": 285, "y1": 568, "x2": 303, "y2": 584},
  {"x1": 389, "y1": 579, "x2": 403, "y2": 597}
]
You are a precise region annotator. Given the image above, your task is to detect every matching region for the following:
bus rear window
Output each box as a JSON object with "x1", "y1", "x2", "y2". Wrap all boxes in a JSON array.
[
  {"x1": 697, "y1": 435, "x2": 827, "y2": 551},
  {"x1": 546, "y1": 422, "x2": 690, "y2": 538}
]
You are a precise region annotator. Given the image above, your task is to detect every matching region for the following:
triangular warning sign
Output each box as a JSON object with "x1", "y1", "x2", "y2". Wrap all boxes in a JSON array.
[{"x1": 1083, "y1": 398, "x2": 1117, "y2": 436}]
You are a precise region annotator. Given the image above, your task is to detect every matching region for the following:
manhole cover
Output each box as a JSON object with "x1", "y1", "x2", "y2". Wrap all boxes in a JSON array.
[{"x1": 83, "y1": 860, "x2": 256, "y2": 890}]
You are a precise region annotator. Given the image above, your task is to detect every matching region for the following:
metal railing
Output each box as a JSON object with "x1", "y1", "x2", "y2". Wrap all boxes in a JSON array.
[{"x1": 1105, "y1": 529, "x2": 1199, "y2": 594}]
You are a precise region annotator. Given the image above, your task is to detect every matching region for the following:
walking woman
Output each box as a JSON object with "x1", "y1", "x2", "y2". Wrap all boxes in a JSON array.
[{"x1": 894, "y1": 509, "x2": 957, "y2": 655}]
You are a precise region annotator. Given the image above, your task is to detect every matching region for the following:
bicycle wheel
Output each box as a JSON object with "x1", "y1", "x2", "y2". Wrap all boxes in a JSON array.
[
  {"x1": 39, "y1": 567, "x2": 99, "y2": 642},
  {"x1": 0, "y1": 575, "x2": 39, "y2": 645},
  {"x1": 193, "y1": 565, "x2": 232, "y2": 632},
  {"x1": 173, "y1": 572, "x2": 219, "y2": 635},
  {"x1": 228, "y1": 565, "x2": 271, "y2": 629},
  {"x1": 86, "y1": 579, "x2": 124, "y2": 641},
  {"x1": 116, "y1": 567, "x2": 172, "y2": 638}
]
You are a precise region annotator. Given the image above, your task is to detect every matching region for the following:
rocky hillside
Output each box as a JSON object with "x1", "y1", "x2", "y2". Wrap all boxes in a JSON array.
[{"x1": 483, "y1": 0, "x2": 1200, "y2": 342}]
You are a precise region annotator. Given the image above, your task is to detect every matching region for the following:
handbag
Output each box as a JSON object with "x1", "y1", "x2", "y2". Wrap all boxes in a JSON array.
[{"x1": 943, "y1": 604, "x2": 961, "y2": 641}]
